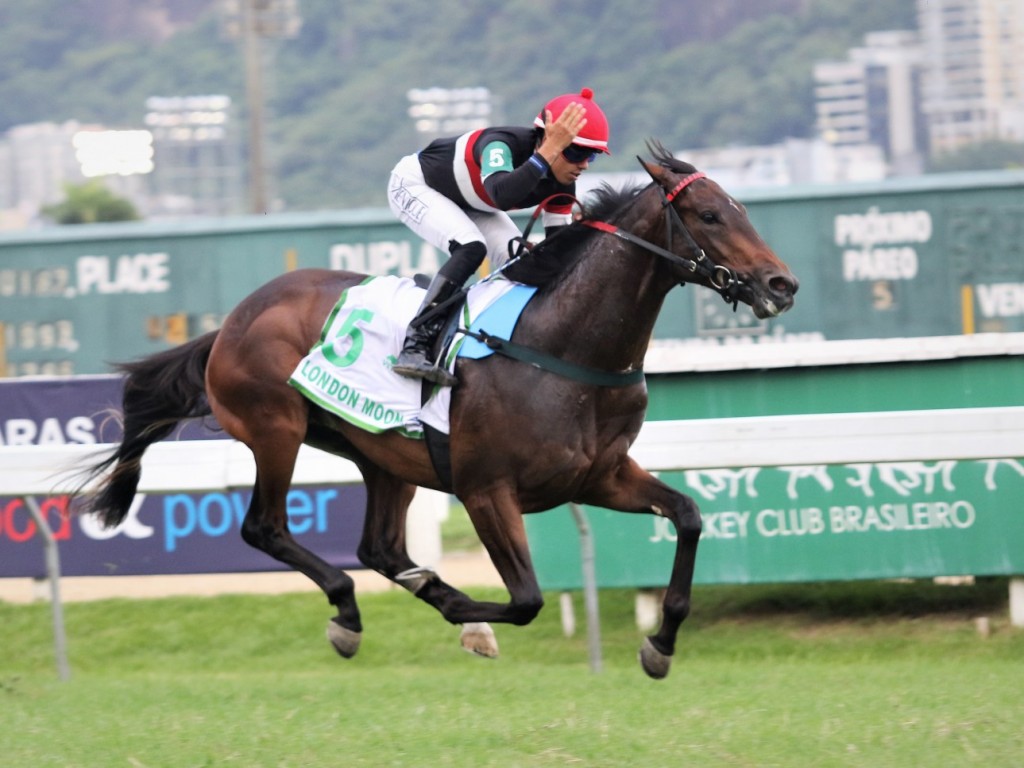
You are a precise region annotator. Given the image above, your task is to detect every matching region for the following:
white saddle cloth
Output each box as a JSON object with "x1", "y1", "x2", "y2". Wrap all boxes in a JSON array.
[{"x1": 288, "y1": 275, "x2": 517, "y2": 436}]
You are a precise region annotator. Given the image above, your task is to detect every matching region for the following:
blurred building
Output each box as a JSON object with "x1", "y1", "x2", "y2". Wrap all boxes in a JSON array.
[
  {"x1": 814, "y1": 31, "x2": 928, "y2": 176},
  {"x1": 0, "y1": 121, "x2": 97, "y2": 228},
  {"x1": 143, "y1": 94, "x2": 244, "y2": 217},
  {"x1": 666, "y1": 140, "x2": 887, "y2": 188},
  {"x1": 917, "y1": 0, "x2": 1024, "y2": 154},
  {"x1": 813, "y1": 1, "x2": 1024, "y2": 172},
  {"x1": 0, "y1": 95, "x2": 243, "y2": 230}
]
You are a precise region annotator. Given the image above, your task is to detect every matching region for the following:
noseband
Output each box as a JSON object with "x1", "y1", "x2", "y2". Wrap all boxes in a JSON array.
[{"x1": 584, "y1": 167, "x2": 746, "y2": 309}]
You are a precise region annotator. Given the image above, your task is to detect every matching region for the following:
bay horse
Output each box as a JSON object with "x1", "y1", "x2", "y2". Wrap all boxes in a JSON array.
[{"x1": 79, "y1": 143, "x2": 797, "y2": 679}]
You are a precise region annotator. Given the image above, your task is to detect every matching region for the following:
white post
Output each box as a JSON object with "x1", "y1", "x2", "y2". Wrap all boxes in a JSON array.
[
  {"x1": 1010, "y1": 578, "x2": 1024, "y2": 628},
  {"x1": 559, "y1": 592, "x2": 577, "y2": 637},
  {"x1": 569, "y1": 503, "x2": 602, "y2": 674},
  {"x1": 405, "y1": 488, "x2": 447, "y2": 568},
  {"x1": 635, "y1": 589, "x2": 662, "y2": 632}
]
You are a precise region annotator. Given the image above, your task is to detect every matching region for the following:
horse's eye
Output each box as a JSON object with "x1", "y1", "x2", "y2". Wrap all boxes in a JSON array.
[{"x1": 700, "y1": 211, "x2": 719, "y2": 224}]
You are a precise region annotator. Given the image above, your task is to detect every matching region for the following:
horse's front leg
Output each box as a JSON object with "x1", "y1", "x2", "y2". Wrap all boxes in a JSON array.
[{"x1": 583, "y1": 457, "x2": 702, "y2": 680}]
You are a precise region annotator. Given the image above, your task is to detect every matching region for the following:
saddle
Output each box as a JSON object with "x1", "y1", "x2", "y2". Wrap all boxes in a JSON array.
[{"x1": 289, "y1": 274, "x2": 549, "y2": 492}]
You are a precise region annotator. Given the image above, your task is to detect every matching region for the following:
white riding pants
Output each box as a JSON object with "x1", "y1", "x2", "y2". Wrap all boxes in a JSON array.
[{"x1": 387, "y1": 153, "x2": 519, "y2": 271}]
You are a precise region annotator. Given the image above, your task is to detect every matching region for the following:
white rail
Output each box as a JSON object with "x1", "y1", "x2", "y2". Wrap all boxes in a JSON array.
[
  {"x1": 3, "y1": 406, "x2": 1023, "y2": 632},
  {"x1": 5, "y1": 405, "x2": 1024, "y2": 496}
]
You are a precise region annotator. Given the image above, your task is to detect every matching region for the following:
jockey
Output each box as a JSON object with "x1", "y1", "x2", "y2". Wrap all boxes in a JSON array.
[{"x1": 387, "y1": 87, "x2": 611, "y2": 386}]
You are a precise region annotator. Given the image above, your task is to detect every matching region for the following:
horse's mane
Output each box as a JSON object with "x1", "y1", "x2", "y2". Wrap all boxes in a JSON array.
[{"x1": 502, "y1": 141, "x2": 697, "y2": 288}]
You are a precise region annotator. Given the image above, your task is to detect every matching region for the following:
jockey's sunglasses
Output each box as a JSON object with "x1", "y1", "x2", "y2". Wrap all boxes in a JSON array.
[{"x1": 562, "y1": 144, "x2": 599, "y2": 164}]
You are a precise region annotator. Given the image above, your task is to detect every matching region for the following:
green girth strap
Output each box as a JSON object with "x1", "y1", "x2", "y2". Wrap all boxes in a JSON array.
[{"x1": 462, "y1": 329, "x2": 645, "y2": 388}]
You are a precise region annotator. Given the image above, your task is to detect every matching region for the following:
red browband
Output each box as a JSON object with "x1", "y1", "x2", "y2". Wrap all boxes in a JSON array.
[{"x1": 665, "y1": 171, "x2": 706, "y2": 202}]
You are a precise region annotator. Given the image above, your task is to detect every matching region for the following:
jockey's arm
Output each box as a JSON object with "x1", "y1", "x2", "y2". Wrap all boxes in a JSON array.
[{"x1": 482, "y1": 152, "x2": 549, "y2": 210}]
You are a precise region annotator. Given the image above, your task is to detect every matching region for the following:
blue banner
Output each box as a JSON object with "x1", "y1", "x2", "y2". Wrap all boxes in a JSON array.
[{"x1": 0, "y1": 377, "x2": 367, "y2": 578}]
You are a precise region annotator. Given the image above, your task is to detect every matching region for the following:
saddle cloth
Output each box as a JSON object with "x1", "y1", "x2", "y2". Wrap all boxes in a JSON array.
[{"x1": 288, "y1": 275, "x2": 537, "y2": 436}]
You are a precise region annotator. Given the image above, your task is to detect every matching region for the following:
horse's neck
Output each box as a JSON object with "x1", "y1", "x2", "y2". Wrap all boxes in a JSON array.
[{"x1": 525, "y1": 231, "x2": 673, "y2": 370}]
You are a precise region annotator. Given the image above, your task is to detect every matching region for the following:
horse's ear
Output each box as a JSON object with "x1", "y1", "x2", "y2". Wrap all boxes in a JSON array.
[{"x1": 638, "y1": 156, "x2": 671, "y2": 187}]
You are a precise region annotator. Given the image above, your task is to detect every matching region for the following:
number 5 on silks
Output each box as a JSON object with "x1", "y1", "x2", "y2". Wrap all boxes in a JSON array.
[{"x1": 322, "y1": 309, "x2": 374, "y2": 368}]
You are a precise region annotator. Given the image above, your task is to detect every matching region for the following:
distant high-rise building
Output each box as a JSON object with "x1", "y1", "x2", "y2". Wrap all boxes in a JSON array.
[
  {"x1": 814, "y1": 31, "x2": 927, "y2": 175},
  {"x1": 917, "y1": 0, "x2": 1024, "y2": 154}
]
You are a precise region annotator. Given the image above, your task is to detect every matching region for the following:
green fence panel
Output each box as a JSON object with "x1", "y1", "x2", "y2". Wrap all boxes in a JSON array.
[
  {"x1": 526, "y1": 352, "x2": 1024, "y2": 588},
  {"x1": 3, "y1": 169, "x2": 1024, "y2": 375},
  {"x1": 645, "y1": 355, "x2": 1024, "y2": 421}
]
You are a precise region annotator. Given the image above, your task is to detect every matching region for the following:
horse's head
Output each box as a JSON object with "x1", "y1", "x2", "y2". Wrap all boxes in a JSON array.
[{"x1": 640, "y1": 144, "x2": 798, "y2": 319}]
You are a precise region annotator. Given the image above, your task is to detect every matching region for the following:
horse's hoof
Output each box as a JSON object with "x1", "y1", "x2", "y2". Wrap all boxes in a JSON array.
[
  {"x1": 638, "y1": 637, "x2": 672, "y2": 679},
  {"x1": 326, "y1": 618, "x2": 361, "y2": 659},
  {"x1": 460, "y1": 622, "x2": 499, "y2": 659}
]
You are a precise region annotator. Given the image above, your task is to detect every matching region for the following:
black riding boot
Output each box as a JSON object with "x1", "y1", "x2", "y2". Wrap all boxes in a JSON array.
[{"x1": 392, "y1": 274, "x2": 461, "y2": 386}]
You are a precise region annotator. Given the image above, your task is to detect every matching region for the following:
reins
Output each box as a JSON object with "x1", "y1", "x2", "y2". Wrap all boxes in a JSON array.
[
  {"x1": 459, "y1": 327, "x2": 645, "y2": 387},
  {"x1": 504, "y1": 192, "x2": 578, "y2": 264}
]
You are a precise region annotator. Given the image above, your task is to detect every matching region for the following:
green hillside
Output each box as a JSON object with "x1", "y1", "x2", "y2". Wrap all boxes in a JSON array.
[{"x1": 0, "y1": 0, "x2": 917, "y2": 210}]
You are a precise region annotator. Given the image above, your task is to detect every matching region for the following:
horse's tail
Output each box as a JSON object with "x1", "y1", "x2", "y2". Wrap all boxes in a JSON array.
[{"x1": 80, "y1": 330, "x2": 218, "y2": 528}]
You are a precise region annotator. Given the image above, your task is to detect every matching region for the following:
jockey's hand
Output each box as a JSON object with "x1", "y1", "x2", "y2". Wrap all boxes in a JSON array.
[{"x1": 537, "y1": 103, "x2": 587, "y2": 166}]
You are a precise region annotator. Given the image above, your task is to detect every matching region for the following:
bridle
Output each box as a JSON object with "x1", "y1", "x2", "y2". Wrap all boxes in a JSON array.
[
  {"x1": 497, "y1": 163, "x2": 749, "y2": 309},
  {"x1": 583, "y1": 167, "x2": 746, "y2": 309}
]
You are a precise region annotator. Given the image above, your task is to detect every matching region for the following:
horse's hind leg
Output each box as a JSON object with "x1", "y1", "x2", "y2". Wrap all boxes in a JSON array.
[
  {"x1": 352, "y1": 462, "x2": 418, "y2": 587},
  {"x1": 241, "y1": 440, "x2": 364, "y2": 658},
  {"x1": 355, "y1": 463, "x2": 499, "y2": 658},
  {"x1": 396, "y1": 484, "x2": 545, "y2": 631}
]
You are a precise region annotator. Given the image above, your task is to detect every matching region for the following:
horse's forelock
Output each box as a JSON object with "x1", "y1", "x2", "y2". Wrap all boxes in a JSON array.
[
  {"x1": 646, "y1": 139, "x2": 698, "y2": 177},
  {"x1": 579, "y1": 140, "x2": 699, "y2": 223}
]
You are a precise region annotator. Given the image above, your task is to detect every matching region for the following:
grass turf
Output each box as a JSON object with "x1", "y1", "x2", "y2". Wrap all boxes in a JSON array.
[{"x1": 2, "y1": 579, "x2": 1022, "y2": 767}]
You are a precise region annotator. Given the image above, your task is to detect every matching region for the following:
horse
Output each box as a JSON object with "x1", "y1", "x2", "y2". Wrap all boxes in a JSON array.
[{"x1": 78, "y1": 143, "x2": 798, "y2": 679}]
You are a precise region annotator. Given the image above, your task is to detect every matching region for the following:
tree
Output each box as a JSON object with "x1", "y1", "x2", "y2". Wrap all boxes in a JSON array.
[{"x1": 42, "y1": 180, "x2": 141, "y2": 224}]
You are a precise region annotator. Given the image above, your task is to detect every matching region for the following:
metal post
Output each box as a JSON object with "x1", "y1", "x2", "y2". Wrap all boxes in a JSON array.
[
  {"x1": 568, "y1": 503, "x2": 602, "y2": 673},
  {"x1": 242, "y1": 0, "x2": 268, "y2": 214},
  {"x1": 24, "y1": 496, "x2": 71, "y2": 681},
  {"x1": 559, "y1": 592, "x2": 576, "y2": 637},
  {"x1": 221, "y1": 0, "x2": 301, "y2": 214}
]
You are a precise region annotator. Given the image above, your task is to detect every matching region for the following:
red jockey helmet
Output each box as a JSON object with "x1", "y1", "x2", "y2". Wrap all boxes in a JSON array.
[{"x1": 534, "y1": 87, "x2": 611, "y2": 154}]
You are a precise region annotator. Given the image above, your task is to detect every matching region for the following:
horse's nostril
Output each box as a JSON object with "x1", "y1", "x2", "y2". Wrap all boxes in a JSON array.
[{"x1": 770, "y1": 275, "x2": 798, "y2": 296}]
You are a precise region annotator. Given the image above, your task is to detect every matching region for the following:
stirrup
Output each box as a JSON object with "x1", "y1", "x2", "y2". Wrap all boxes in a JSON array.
[
  {"x1": 393, "y1": 341, "x2": 458, "y2": 384},
  {"x1": 393, "y1": 352, "x2": 458, "y2": 387}
]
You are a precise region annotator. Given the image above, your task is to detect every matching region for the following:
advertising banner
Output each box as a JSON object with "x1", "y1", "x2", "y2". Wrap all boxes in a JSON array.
[{"x1": 0, "y1": 377, "x2": 367, "y2": 578}]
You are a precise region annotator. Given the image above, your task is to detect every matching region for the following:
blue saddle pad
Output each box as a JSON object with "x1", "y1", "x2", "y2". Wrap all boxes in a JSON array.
[{"x1": 458, "y1": 283, "x2": 538, "y2": 360}]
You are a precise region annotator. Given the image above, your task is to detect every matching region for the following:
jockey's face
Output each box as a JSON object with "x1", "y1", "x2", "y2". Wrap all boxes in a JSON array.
[{"x1": 550, "y1": 153, "x2": 591, "y2": 185}]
